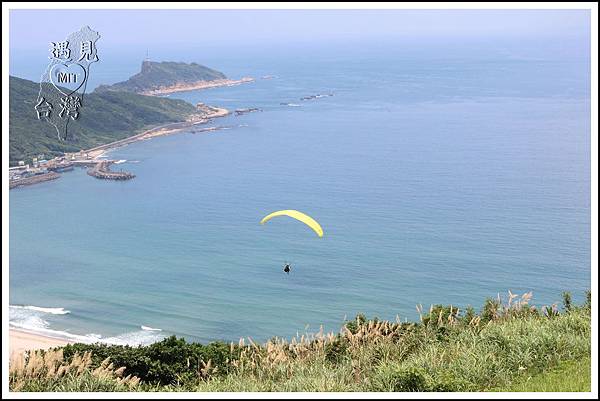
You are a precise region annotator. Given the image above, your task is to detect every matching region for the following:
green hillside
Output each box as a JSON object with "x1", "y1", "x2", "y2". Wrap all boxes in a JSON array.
[
  {"x1": 8, "y1": 291, "x2": 591, "y2": 392},
  {"x1": 9, "y1": 76, "x2": 197, "y2": 164},
  {"x1": 95, "y1": 61, "x2": 227, "y2": 94}
]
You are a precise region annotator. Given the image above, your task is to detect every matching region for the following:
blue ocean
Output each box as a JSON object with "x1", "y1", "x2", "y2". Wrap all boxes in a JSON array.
[{"x1": 9, "y1": 39, "x2": 591, "y2": 345}]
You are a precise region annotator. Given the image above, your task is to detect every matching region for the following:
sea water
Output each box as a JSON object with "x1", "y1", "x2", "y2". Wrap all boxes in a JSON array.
[{"x1": 9, "y1": 39, "x2": 591, "y2": 344}]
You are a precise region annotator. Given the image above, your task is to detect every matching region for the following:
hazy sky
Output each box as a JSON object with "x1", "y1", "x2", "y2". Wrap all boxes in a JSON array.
[
  {"x1": 9, "y1": 7, "x2": 591, "y2": 84},
  {"x1": 10, "y1": 8, "x2": 591, "y2": 50}
]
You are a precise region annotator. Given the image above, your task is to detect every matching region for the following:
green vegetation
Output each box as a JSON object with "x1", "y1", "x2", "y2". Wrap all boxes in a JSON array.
[
  {"x1": 59, "y1": 338, "x2": 236, "y2": 386},
  {"x1": 95, "y1": 61, "x2": 226, "y2": 94},
  {"x1": 9, "y1": 291, "x2": 592, "y2": 392},
  {"x1": 9, "y1": 349, "x2": 140, "y2": 392},
  {"x1": 498, "y1": 357, "x2": 591, "y2": 392},
  {"x1": 9, "y1": 76, "x2": 197, "y2": 165}
]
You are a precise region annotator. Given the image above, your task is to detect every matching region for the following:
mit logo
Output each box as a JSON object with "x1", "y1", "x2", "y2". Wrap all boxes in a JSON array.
[{"x1": 57, "y1": 73, "x2": 78, "y2": 83}]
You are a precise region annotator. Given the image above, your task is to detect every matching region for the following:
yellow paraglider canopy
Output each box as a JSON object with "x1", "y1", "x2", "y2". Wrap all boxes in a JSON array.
[{"x1": 260, "y1": 210, "x2": 324, "y2": 237}]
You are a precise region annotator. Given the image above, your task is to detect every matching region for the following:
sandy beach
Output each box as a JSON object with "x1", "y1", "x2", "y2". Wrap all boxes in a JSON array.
[{"x1": 9, "y1": 329, "x2": 73, "y2": 356}]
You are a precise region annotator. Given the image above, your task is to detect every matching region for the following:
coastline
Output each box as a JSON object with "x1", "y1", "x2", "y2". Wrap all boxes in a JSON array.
[
  {"x1": 9, "y1": 102, "x2": 230, "y2": 189},
  {"x1": 9, "y1": 328, "x2": 73, "y2": 356},
  {"x1": 85, "y1": 105, "x2": 230, "y2": 160},
  {"x1": 140, "y1": 77, "x2": 254, "y2": 96},
  {"x1": 10, "y1": 71, "x2": 240, "y2": 188}
]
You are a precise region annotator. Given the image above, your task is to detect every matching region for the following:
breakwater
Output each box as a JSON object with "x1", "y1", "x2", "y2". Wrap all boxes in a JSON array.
[
  {"x1": 9, "y1": 172, "x2": 60, "y2": 189},
  {"x1": 87, "y1": 161, "x2": 135, "y2": 180}
]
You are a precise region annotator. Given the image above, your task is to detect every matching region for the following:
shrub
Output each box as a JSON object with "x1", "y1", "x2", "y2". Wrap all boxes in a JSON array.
[
  {"x1": 421, "y1": 305, "x2": 461, "y2": 327},
  {"x1": 562, "y1": 292, "x2": 572, "y2": 312},
  {"x1": 344, "y1": 314, "x2": 367, "y2": 334},
  {"x1": 371, "y1": 365, "x2": 429, "y2": 392},
  {"x1": 462, "y1": 306, "x2": 477, "y2": 326},
  {"x1": 324, "y1": 336, "x2": 349, "y2": 364},
  {"x1": 61, "y1": 336, "x2": 238, "y2": 386},
  {"x1": 584, "y1": 290, "x2": 591, "y2": 310},
  {"x1": 481, "y1": 298, "x2": 501, "y2": 323}
]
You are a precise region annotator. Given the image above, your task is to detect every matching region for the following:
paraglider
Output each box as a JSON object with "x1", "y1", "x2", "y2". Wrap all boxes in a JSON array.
[
  {"x1": 260, "y1": 210, "x2": 324, "y2": 237},
  {"x1": 260, "y1": 210, "x2": 323, "y2": 274}
]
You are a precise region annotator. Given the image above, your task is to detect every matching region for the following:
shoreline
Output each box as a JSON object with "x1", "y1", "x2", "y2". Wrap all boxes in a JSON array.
[
  {"x1": 9, "y1": 105, "x2": 230, "y2": 189},
  {"x1": 9, "y1": 328, "x2": 73, "y2": 356},
  {"x1": 139, "y1": 77, "x2": 254, "y2": 96},
  {"x1": 10, "y1": 76, "x2": 239, "y2": 187},
  {"x1": 10, "y1": 106, "x2": 230, "y2": 189},
  {"x1": 85, "y1": 105, "x2": 230, "y2": 160}
]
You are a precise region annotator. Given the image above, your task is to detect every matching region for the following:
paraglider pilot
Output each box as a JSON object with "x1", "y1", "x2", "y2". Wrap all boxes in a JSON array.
[{"x1": 283, "y1": 262, "x2": 291, "y2": 274}]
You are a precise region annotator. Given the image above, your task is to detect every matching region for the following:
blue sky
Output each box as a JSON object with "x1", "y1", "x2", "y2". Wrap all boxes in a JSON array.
[
  {"x1": 10, "y1": 9, "x2": 591, "y2": 49},
  {"x1": 9, "y1": 8, "x2": 591, "y2": 85}
]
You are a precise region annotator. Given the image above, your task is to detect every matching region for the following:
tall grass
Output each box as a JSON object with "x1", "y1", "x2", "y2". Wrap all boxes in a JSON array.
[
  {"x1": 9, "y1": 349, "x2": 140, "y2": 392},
  {"x1": 9, "y1": 290, "x2": 591, "y2": 392},
  {"x1": 190, "y1": 295, "x2": 590, "y2": 392}
]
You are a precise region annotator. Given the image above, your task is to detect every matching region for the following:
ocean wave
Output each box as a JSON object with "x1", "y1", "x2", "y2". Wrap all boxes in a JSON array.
[
  {"x1": 281, "y1": 103, "x2": 301, "y2": 107},
  {"x1": 102, "y1": 330, "x2": 165, "y2": 346},
  {"x1": 11, "y1": 324, "x2": 104, "y2": 344},
  {"x1": 113, "y1": 159, "x2": 127, "y2": 164},
  {"x1": 9, "y1": 305, "x2": 165, "y2": 346},
  {"x1": 11, "y1": 323, "x2": 164, "y2": 347},
  {"x1": 141, "y1": 325, "x2": 162, "y2": 332},
  {"x1": 11, "y1": 305, "x2": 70, "y2": 315}
]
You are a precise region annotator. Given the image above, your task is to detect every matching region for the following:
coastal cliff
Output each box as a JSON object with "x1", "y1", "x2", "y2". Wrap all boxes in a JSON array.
[
  {"x1": 95, "y1": 60, "x2": 251, "y2": 95},
  {"x1": 9, "y1": 61, "x2": 247, "y2": 165}
]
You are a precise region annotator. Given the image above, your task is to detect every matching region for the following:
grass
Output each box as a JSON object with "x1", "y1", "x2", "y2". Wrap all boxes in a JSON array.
[
  {"x1": 188, "y1": 306, "x2": 591, "y2": 392},
  {"x1": 9, "y1": 349, "x2": 140, "y2": 392},
  {"x1": 498, "y1": 357, "x2": 591, "y2": 392},
  {"x1": 9, "y1": 290, "x2": 592, "y2": 392}
]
